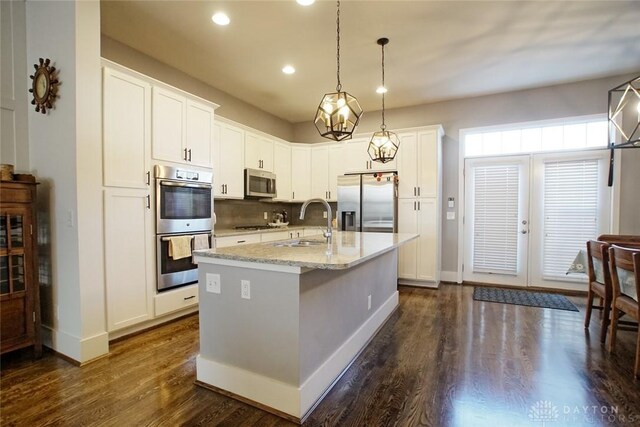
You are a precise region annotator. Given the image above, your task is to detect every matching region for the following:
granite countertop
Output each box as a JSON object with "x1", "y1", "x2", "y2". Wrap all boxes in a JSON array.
[
  {"x1": 214, "y1": 225, "x2": 326, "y2": 237},
  {"x1": 194, "y1": 231, "x2": 418, "y2": 270}
]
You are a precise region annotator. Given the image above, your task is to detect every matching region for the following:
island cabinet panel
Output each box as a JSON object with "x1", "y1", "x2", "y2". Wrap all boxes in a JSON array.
[
  {"x1": 102, "y1": 67, "x2": 151, "y2": 189},
  {"x1": 104, "y1": 188, "x2": 154, "y2": 331},
  {"x1": 212, "y1": 121, "x2": 245, "y2": 199},
  {"x1": 290, "y1": 146, "x2": 311, "y2": 201},
  {"x1": 273, "y1": 142, "x2": 291, "y2": 201},
  {"x1": 0, "y1": 182, "x2": 41, "y2": 357}
]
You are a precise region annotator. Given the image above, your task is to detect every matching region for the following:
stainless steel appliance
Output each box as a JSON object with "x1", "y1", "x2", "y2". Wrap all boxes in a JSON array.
[
  {"x1": 244, "y1": 168, "x2": 276, "y2": 198},
  {"x1": 337, "y1": 172, "x2": 398, "y2": 233},
  {"x1": 155, "y1": 165, "x2": 213, "y2": 235},
  {"x1": 154, "y1": 165, "x2": 213, "y2": 292}
]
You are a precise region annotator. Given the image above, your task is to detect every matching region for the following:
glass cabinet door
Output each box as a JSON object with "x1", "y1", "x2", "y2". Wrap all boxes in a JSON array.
[{"x1": 0, "y1": 212, "x2": 27, "y2": 297}]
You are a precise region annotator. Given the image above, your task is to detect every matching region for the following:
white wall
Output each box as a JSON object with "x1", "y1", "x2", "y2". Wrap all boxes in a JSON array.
[
  {"x1": 26, "y1": 0, "x2": 107, "y2": 362},
  {"x1": 1, "y1": 0, "x2": 29, "y2": 172}
]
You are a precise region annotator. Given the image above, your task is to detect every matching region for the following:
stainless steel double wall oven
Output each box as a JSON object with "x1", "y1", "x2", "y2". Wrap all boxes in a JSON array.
[{"x1": 155, "y1": 165, "x2": 213, "y2": 292}]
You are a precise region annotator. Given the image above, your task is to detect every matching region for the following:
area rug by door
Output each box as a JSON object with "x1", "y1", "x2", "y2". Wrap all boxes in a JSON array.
[{"x1": 473, "y1": 287, "x2": 579, "y2": 312}]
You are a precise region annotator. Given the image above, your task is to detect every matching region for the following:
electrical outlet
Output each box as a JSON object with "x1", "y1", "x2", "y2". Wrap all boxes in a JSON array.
[
  {"x1": 66, "y1": 210, "x2": 74, "y2": 227},
  {"x1": 241, "y1": 280, "x2": 251, "y2": 299},
  {"x1": 323, "y1": 211, "x2": 328, "y2": 219},
  {"x1": 447, "y1": 211, "x2": 456, "y2": 220},
  {"x1": 206, "y1": 273, "x2": 221, "y2": 294},
  {"x1": 264, "y1": 211, "x2": 268, "y2": 220},
  {"x1": 367, "y1": 294, "x2": 371, "y2": 310}
]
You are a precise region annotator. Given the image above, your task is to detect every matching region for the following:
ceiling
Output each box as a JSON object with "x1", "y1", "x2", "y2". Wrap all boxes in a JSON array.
[{"x1": 101, "y1": 1, "x2": 640, "y2": 123}]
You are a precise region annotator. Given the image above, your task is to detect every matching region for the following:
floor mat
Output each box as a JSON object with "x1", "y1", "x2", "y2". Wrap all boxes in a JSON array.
[{"x1": 473, "y1": 287, "x2": 579, "y2": 312}]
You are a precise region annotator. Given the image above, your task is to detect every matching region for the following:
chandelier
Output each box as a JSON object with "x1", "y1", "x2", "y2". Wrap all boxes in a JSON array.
[
  {"x1": 314, "y1": 1, "x2": 363, "y2": 141},
  {"x1": 368, "y1": 37, "x2": 399, "y2": 164}
]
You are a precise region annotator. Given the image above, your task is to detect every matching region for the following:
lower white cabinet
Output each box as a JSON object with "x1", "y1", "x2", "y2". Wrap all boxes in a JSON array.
[
  {"x1": 215, "y1": 233, "x2": 261, "y2": 248},
  {"x1": 154, "y1": 284, "x2": 199, "y2": 317},
  {"x1": 303, "y1": 228, "x2": 324, "y2": 237},
  {"x1": 260, "y1": 231, "x2": 291, "y2": 242},
  {"x1": 104, "y1": 188, "x2": 154, "y2": 331},
  {"x1": 398, "y1": 198, "x2": 439, "y2": 285}
]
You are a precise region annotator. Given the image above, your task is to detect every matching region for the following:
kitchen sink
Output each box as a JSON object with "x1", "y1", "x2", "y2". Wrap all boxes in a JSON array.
[{"x1": 270, "y1": 239, "x2": 324, "y2": 248}]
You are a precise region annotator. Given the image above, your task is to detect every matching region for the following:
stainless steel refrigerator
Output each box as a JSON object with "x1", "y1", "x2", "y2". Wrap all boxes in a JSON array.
[{"x1": 337, "y1": 172, "x2": 398, "y2": 233}]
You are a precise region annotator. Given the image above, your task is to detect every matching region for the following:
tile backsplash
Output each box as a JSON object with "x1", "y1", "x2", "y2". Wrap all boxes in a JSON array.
[{"x1": 214, "y1": 199, "x2": 336, "y2": 229}]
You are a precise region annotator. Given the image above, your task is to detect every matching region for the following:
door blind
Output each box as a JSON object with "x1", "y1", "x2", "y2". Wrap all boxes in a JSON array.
[
  {"x1": 542, "y1": 159, "x2": 599, "y2": 279},
  {"x1": 472, "y1": 165, "x2": 519, "y2": 274}
]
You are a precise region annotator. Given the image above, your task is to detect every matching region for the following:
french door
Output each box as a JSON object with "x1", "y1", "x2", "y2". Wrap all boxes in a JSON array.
[{"x1": 463, "y1": 150, "x2": 611, "y2": 290}]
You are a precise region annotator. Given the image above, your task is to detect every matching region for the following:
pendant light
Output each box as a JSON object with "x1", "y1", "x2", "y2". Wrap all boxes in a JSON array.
[
  {"x1": 368, "y1": 37, "x2": 400, "y2": 164},
  {"x1": 606, "y1": 74, "x2": 640, "y2": 186},
  {"x1": 314, "y1": 1, "x2": 363, "y2": 141}
]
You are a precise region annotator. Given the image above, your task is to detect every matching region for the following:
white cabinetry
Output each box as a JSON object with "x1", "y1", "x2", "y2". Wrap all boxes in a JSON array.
[
  {"x1": 343, "y1": 138, "x2": 397, "y2": 173},
  {"x1": 398, "y1": 198, "x2": 439, "y2": 283},
  {"x1": 215, "y1": 233, "x2": 261, "y2": 248},
  {"x1": 245, "y1": 132, "x2": 274, "y2": 171},
  {"x1": 328, "y1": 145, "x2": 343, "y2": 201},
  {"x1": 103, "y1": 68, "x2": 151, "y2": 189},
  {"x1": 273, "y1": 142, "x2": 292, "y2": 201},
  {"x1": 152, "y1": 87, "x2": 215, "y2": 167},
  {"x1": 154, "y1": 284, "x2": 198, "y2": 317},
  {"x1": 291, "y1": 145, "x2": 311, "y2": 201},
  {"x1": 213, "y1": 121, "x2": 245, "y2": 199},
  {"x1": 311, "y1": 146, "x2": 329, "y2": 199},
  {"x1": 396, "y1": 125, "x2": 443, "y2": 288},
  {"x1": 104, "y1": 188, "x2": 154, "y2": 331},
  {"x1": 397, "y1": 129, "x2": 440, "y2": 199},
  {"x1": 260, "y1": 231, "x2": 291, "y2": 243}
]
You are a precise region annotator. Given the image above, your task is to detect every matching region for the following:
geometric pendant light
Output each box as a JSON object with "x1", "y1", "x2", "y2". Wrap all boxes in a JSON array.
[
  {"x1": 368, "y1": 37, "x2": 400, "y2": 163},
  {"x1": 314, "y1": 1, "x2": 363, "y2": 142}
]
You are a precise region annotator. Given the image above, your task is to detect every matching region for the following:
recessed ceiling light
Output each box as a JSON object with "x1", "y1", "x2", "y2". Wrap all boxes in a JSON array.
[
  {"x1": 376, "y1": 86, "x2": 387, "y2": 94},
  {"x1": 296, "y1": 0, "x2": 315, "y2": 6},
  {"x1": 211, "y1": 12, "x2": 230, "y2": 26},
  {"x1": 282, "y1": 65, "x2": 296, "y2": 75}
]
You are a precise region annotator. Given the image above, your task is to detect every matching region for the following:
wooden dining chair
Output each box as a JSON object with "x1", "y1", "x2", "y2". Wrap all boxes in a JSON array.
[
  {"x1": 607, "y1": 244, "x2": 640, "y2": 378},
  {"x1": 584, "y1": 240, "x2": 612, "y2": 343}
]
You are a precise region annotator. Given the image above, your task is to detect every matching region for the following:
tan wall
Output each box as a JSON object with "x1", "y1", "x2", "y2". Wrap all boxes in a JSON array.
[
  {"x1": 101, "y1": 36, "x2": 294, "y2": 141},
  {"x1": 293, "y1": 73, "x2": 640, "y2": 273}
]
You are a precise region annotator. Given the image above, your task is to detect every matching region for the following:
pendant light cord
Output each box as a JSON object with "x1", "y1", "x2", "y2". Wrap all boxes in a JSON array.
[
  {"x1": 381, "y1": 40, "x2": 386, "y2": 130},
  {"x1": 336, "y1": 0, "x2": 342, "y2": 92}
]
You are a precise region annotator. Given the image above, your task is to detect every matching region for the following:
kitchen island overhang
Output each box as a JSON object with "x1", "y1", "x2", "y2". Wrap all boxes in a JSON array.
[{"x1": 193, "y1": 231, "x2": 417, "y2": 423}]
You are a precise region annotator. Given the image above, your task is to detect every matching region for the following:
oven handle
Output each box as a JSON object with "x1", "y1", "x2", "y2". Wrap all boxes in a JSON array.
[
  {"x1": 159, "y1": 180, "x2": 212, "y2": 189},
  {"x1": 160, "y1": 233, "x2": 211, "y2": 242}
]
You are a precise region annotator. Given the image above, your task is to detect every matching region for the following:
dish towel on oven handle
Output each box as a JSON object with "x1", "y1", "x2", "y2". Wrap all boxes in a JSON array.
[
  {"x1": 193, "y1": 234, "x2": 210, "y2": 250},
  {"x1": 168, "y1": 235, "x2": 192, "y2": 260}
]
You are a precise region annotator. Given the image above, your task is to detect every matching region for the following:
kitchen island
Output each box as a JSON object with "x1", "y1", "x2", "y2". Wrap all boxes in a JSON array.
[{"x1": 193, "y1": 231, "x2": 417, "y2": 423}]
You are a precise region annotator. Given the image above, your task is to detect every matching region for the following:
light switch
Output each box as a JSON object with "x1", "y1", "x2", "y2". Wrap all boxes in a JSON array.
[
  {"x1": 448, "y1": 197, "x2": 455, "y2": 208},
  {"x1": 206, "y1": 273, "x2": 221, "y2": 294},
  {"x1": 447, "y1": 212, "x2": 456, "y2": 220}
]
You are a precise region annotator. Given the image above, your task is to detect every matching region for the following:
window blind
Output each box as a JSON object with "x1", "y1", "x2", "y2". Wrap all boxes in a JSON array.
[
  {"x1": 542, "y1": 159, "x2": 599, "y2": 279},
  {"x1": 472, "y1": 165, "x2": 520, "y2": 275}
]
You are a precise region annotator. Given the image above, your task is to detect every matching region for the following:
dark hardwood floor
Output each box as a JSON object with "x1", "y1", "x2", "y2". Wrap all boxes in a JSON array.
[{"x1": 2, "y1": 285, "x2": 639, "y2": 426}]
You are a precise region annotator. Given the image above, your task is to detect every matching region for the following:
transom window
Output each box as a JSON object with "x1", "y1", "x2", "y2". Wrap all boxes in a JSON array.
[{"x1": 463, "y1": 116, "x2": 608, "y2": 158}]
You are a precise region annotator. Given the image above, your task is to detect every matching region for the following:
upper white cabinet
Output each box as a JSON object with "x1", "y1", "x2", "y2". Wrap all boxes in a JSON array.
[
  {"x1": 152, "y1": 86, "x2": 215, "y2": 168},
  {"x1": 245, "y1": 132, "x2": 274, "y2": 172},
  {"x1": 103, "y1": 68, "x2": 151, "y2": 189},
  {"x1": 343, "y1": 138, "x2": 397, "y2": 173},
  {"x1": 291, "y1": 145, "x2": 311, "y2": 201},
  {"x1": 213, "y1": 121, "x2": 245, "y2": 199},
  {"x1": 328, "y1": 144, "x2": 343, "y2": 201},
  {"x1": 185, "y1": 99, "x2": 215, "y2": 167},
  {"x1": 273, "y1": 142, "x2": 292, "y2": 201},
  {"x1": 311, "y1": 146, "x2": 329, "y2": 199},
  {"x1": 397, "y1": 129, "x2": 441, "y2": 199}
]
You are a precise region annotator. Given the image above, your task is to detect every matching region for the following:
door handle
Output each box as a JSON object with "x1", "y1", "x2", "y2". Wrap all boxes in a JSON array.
[
  {"x1": 183, "y1": 295, "x2": 196, "y2": 301},
  {"x1": 521, "y1": 230, "x2": 528, "y2": 234},
  {"x1": 188, "y1": 149, "x2": 192, "y2": 162},
  {"x1": 146, "y1": 171, "x2": 150, "y2": 186},
  {"x1": 146, "y1": 195, "x2": 151, "y2": 209},
  {"x1": 183, "y1": 148, "x2": 188, "y2": 161}
]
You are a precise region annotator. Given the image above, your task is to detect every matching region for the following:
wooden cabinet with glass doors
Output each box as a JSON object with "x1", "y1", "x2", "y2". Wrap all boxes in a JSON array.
[{"x1": 0, "y1": 181, "x2": 41, "y2": 357}]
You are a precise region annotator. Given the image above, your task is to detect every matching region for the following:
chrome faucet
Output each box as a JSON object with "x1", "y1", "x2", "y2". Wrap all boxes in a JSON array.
[{"x1": 299, "y1": 198, "x2": 333, "y2": 245}]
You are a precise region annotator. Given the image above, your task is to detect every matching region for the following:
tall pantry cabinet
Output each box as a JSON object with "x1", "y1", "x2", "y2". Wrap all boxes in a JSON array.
[{"x1": 396, "y1": 126, "x2": 443, "y2": 287}]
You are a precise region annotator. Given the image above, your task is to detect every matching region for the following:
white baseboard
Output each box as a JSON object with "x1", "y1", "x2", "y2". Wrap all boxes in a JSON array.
[
  {"x1": 196, "y1": 290, "x2": 399, "y2": 419},
  {"x1": 108, "y1": 306, "x2": 198, "y2": 341},
  {"x1": 440, "y1": 270, "x2": 459, "y2": 283},
  {"x1": 41, "y1": 325, "x2": 109, "y2": 363},
  {"x1": 398, "y1": 278, "x2": 439, "y2": 288}
]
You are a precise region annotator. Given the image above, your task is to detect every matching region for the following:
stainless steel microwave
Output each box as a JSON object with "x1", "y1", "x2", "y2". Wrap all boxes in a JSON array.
[{"x1": 244, "y1": 168, "x2": 276, "y2": 198}]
